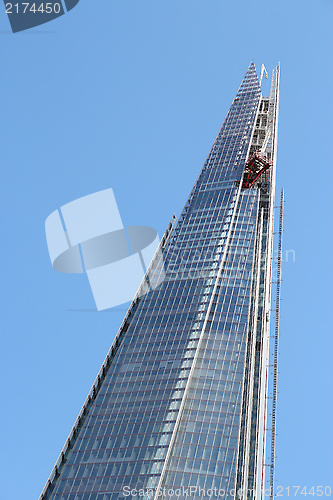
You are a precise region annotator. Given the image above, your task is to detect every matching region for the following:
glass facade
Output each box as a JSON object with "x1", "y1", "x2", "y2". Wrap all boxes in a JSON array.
[{"x1": 40, "y1": 62, "x2": 280, "y2": 500}]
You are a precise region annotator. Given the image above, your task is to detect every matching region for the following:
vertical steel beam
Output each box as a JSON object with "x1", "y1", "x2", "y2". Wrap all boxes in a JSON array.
[{"x1": 270, "y1": 188, "x2": 284, "y2": 500}]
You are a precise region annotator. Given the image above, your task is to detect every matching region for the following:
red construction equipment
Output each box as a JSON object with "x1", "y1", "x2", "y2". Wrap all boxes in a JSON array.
[{"x1": 242, "y1": 152, "x2": 273, "y2": 188}]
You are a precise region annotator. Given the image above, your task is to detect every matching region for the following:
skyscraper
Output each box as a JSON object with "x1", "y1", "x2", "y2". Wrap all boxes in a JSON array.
[{"x1": 40, "y1": 62, "x2": 280, "y2": 500}]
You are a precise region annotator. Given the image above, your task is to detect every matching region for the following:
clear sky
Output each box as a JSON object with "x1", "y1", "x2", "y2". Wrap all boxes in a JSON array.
[{"x1": 0, "y1": 1, "x2": 332, "y2": 499}]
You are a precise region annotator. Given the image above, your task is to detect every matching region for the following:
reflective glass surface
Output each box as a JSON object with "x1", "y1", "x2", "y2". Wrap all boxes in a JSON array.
[{"x1": 43, "y1": 62, "x2": 266, "y2": 500}]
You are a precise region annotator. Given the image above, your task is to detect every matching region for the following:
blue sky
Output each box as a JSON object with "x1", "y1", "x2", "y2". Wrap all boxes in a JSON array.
[{"x1": 0, "y1": 1, "x2": 332, "y2": 498}]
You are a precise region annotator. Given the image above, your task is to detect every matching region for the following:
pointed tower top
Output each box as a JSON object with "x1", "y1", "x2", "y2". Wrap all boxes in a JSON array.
[
  {"x1": 235, "y1": 61, "x2": 261, "y2": 100},
  {"x1": 245, "y1": 60, "x2": 259, "y2": 79}
]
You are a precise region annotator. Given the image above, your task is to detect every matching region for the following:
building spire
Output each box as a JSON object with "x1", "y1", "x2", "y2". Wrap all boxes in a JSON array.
[{"x1": 234, "y1": 61, "x2": 261, "y2": 101}]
